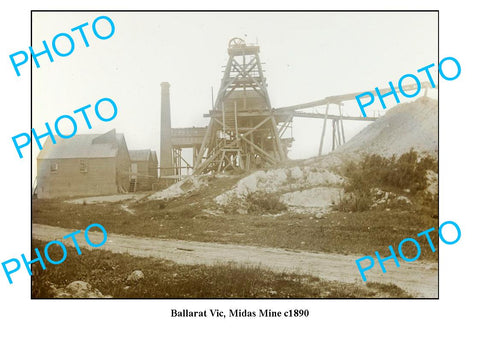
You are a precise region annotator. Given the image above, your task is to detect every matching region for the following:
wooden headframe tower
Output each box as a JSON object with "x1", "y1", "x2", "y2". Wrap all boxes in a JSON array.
[
  {"x1": 162, "y1": 39, "x2": 435, "y2": 180},
  {"x1": 193, "y1": 38, "x2": 287, "y2": 174}
]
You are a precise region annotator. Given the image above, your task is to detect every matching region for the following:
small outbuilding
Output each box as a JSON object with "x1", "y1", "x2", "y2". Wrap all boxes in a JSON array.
[
  {"x1": 128, "y1": 149, "x2": 158, "y2": 192},
  {"x1": 36, "y1": 129, "x2": 131, "y2": 198}
]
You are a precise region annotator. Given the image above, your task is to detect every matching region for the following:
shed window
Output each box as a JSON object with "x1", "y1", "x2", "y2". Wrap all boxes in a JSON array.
[
  {"x1": 80, "y1": 160, "x2": 88, "y2": 173},
  {"x1": 50, "y1": 162, "x2": 58, "y2": 173}
]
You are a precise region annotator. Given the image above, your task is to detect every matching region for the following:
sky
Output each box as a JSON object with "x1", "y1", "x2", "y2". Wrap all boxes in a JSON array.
[{"x1": 31, "y1": 11, "x2": 438, "y2": 175}]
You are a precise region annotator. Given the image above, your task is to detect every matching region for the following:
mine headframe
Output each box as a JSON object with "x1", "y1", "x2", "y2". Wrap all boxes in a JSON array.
[{"x1": 193, "y1": 38, "x2": 288, "y2": 175}]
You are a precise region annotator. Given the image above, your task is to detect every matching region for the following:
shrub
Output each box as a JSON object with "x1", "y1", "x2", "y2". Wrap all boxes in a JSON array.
[
  {"x1": 344, "y1": 150, "x2": 436, "y2": 193},
  {"x1": 335, "y1": 191, "x2": 372, "y2": 212},
  {"x1": 335, "y1": 150, "x2": 437, "y2": 212},
  {"x1": 245, "y1": 192, "x2": 287, "y2": 213}
]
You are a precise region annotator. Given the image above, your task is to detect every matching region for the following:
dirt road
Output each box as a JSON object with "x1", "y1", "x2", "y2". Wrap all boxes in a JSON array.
[{"x1": 33, "y1": 224, "x2": 438, "y2": 298}]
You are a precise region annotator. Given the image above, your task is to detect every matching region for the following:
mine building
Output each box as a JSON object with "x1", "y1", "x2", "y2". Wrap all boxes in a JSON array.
[
  {"x1": 36, "y1": 129, "x2": 131, "y2": 198},
  {"x1": 128, "y1": 149, "x2": 158, "y2": 192}
]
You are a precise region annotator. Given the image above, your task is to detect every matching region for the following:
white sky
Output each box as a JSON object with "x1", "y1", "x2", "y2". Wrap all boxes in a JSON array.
[{"x1": 31, "y1": 11, "x2": 438, "y2": 174}]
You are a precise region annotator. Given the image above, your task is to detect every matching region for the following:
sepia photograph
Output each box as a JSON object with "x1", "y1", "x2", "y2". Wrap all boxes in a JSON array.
[{"x1": 30, "y1": 11, "x2": 439, "y2": 298}]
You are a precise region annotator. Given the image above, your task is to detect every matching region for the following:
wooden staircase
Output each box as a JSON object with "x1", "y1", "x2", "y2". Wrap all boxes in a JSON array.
[{"x1": 128, "y1": 178, "x2": 137, "y2": 192}]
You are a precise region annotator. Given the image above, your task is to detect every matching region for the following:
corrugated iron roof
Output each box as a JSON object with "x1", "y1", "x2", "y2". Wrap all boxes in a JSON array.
[{"x1": 37, "y1": 129, "x2": 125, "y2": 159}]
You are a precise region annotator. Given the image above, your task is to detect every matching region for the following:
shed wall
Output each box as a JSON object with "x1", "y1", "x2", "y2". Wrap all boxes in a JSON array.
[{"x1": 37, "y1": 158, "x2": 117, "y2": 198}]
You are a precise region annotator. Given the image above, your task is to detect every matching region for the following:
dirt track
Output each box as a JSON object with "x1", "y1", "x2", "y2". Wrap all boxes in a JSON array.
[{"x1": 33, "y1": 224, "x2": 438, "y2": 298}]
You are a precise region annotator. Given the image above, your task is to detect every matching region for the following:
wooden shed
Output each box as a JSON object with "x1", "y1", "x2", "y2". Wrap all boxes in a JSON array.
[
  {"x1": 36, "y1": 129, "x2": 131, "y2": 198},
  {"x1": 128, "y1": 149, "x2": 158, "y2": 192}
]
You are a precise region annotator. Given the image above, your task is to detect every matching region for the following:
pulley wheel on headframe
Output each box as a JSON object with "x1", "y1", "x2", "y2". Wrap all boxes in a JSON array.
[{"x1": 228, "y1": 37, "x2": 246, "y2": 47}]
